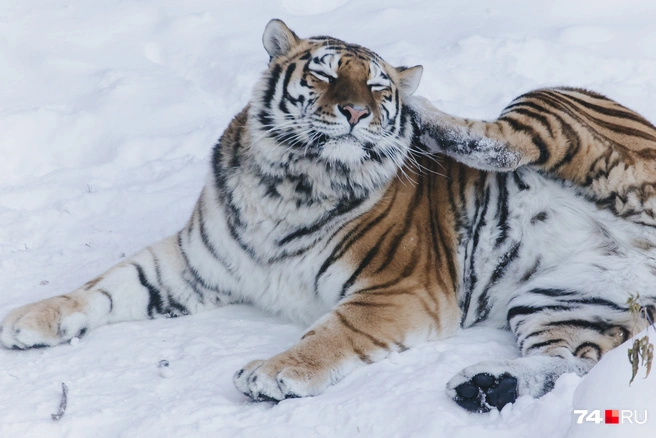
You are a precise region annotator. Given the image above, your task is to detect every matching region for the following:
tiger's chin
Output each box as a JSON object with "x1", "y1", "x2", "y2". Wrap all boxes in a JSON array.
[{"x1": 318, "y1": 134, "x2": 369, "y2": 167}]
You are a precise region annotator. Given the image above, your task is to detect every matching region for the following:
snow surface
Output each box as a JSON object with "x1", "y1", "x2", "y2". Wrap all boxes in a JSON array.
[
  {"x1": 568, "y1": 328, "x2": 655, "y2": 438},
  {"x1": 1, "y1": 0, "x2": 656, "y2": 436}
]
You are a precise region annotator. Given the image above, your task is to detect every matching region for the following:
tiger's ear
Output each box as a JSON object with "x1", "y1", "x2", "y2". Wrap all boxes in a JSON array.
[
  {"x1": 263, "y1": 19, "x2": 301, "y2": 59},
  {"x1": 395, "y1": 65, "x2": 423, "y2": 98}
]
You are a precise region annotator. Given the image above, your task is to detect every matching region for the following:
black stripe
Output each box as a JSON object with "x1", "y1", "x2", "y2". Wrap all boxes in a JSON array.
[
  {"x1": 223, "y1": 202, "x2": 255, "y2": 257},
  {"x1": 279, "y1": 63, "x2": 298, "y2": 113},
  {"x1": 541, "y1": 91, "x2": 655, "y2": 152},
  {"x1": 458, "y1": 189, "x2": 478, "y2": 318},
  {"x1": 211, "y1": 131, "x2": 227, "y2": 193},
  {"x1": 458, "y1": 164, "x2": 470, "y2": 229},
  {"x1": 529, "y1": 288, "x2": 577, "y2": 297},
  {"x1": 512, "y1": 171, "x2": 530, "y2": 191},
  {"x1": 314, "y1": 186, "x2": 400, "y2": 292},
  {"x1": 197, "y1": 198, "x2": 239, "y2": 279},
  {"x1": 398, "y1": 104, "x2": 409, "y2": 137},
  {"x1": 278, "y1": 197, "x2": 364, "y2": 246},
  {"x1": 148, "y1": 249, "x2": 182, "y2": 316},
  {"x1": 262, "y1": 64, "x2": 282, "y2": 107},
  {"x1": 544, "y1": 108, "x2": 581, "y2": 172},
  {"x1": 177, "y1": 233, "x2": 222, "y2": 300},
  {"x1": 429, "y1": 178, "x2": 458, "y2": 291},
  {"x1": 340, "y1": 228, "x2": 392, "y2": 299},
  {"x1": 212, "y1": 122, "x2": 258, "y2": 260},
  {"x1": 505, "y1": 99, "x2": 583, "y2": 173},
  {"x1": 98, "y1": 289, "x2": 113, "y2": 313},
  {"x1": 132, "y1": 263, "x2": 165, "y2": 319},
  {"x1": 520, "y1": 258, "x2": 541, "y2": 283},
  {"x1": 562, "y1": 297, "x2": 625, "y2": 311},
  {"x1": 381, "y1": 103, "x2": 390, "y2": 123},
  {"x1": 518, "y1": 329, "x2": 549, "y2": 350},
  {"x1": 525, "y1": 338, "x2": 564, "y2": 353},
  {"x1": 177, "y1": 237, "x2": 203, "y2": 297},
  {"x1": 392, "y1": 88, "x2": 400, "y2": 131},
  {"x1": 375, "y1": 181, "x2": 424, "y2": 273},
  {"x1": 257, "y1": 64, "x2": 283, "y2": 127},
  {"x1": 507, "y1": 305, "x2": 572, "y2": 322},
  {"x1": 577, "y1": 106, "x2": 656, "y2": 142},
  {"x1": 474, "y1": 241, "x2": 521, "y2": 323},
  {"x1": 353, "y1": 277, "x2": 408, "y2": 295},
  {"x1": 335, "y1": 311, "x2": 388, "y2": 349},
  {"x1": 502, "y1": 100, "x2": 555, "y2": 129},
  {"x1": 499, "y1": 115, "x2": 550, "y2": 165},
  {"x1": 558, "y1": 91, "x2": 656, "y2": 131},
  {"x1": 350, "y1": 227, "x2": 427, "y2": 297},
  {"x1": 342, "y1": 300, "x2": 395, "y2": 308},
  {"x1": 166, "y1": 295, "x2": 190, "y2": 317},
  {"x1": 445, "y1": 161, "x2": 463, "y2": 234},
  {"x1": 546, "y1": 319, "x2": 613, "y2": 334},
  {"x1": 574, "y1": 341, "x2": 603, "y2": 359},
  {"x1": 148, "y1": 249, "x2": 191, "y2": 317},
  {"x1": 494, "y1": 173, "x2": 509, "y2": 248},
  {"x1": 229, "y1": 123, "x2": 243, "y2": 169},
  {"x1": 490, "y1": 241, "x2": 522, "y2": 282},
  {"x1": 462, "y1": 186, "x2": 490, "y2": 320},
  {"x1": 505, "y1": 106, "x2": 555, "y2": 138}
]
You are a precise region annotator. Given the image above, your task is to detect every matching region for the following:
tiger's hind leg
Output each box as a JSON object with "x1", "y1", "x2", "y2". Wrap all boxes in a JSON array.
[
  {"x1": 448, "y1": 354, "x2": 593, "y2": 413},
  {"x1": 447, "y1": 305, "x2": 634, "y2": 412}
]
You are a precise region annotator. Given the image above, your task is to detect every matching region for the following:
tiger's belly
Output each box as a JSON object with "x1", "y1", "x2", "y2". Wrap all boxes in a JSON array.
[{"x1": 459, "y1": 168, "x2": 656, "y2": 329}]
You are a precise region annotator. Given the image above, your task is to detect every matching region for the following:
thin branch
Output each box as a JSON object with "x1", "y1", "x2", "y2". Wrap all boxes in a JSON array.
[{"x1": 51, "y1": 382, "x2": 68, "y2": 421}]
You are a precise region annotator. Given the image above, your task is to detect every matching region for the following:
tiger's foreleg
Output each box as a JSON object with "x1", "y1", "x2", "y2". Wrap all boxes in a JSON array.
[
  {"x1": 406, "y1": 95, "x2": 525, "y2": 172},
  {"x1": 408, "y1": 90, "x2": 656, "y2": 225},
  {"x1": 0, "y1": 232, "x2": 231, "y2": 349},
  {"x1": 407, "y1": 91, "x2": 597, "y2": 173},
  {"x1": 234, "y1": 286, "x2": 459, "y2": 401}
]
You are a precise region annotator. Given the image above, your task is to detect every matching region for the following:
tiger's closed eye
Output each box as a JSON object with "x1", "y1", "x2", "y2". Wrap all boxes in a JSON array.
[
  {"x1": 369, "y1": 83, "x2": 390, "y2": 92},
  {"x1": 310, "y1": 70, "x2": 336, "y2": 83}
]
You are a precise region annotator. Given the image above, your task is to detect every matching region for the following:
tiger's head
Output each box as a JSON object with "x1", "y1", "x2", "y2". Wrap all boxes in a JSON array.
[{"x1": 248, "y1": 19, "x2": 422, "y2": 200}]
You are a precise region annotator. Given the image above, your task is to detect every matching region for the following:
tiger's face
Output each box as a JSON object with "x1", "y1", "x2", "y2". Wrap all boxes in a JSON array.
[{"x1": 251, "y1": 20, "x2": 422, "y2": 178}]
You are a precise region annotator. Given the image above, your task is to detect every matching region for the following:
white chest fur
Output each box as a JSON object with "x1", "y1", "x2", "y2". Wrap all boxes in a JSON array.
[{"x1": 180, "y1": 167, "x2": 379, "y2": 326}]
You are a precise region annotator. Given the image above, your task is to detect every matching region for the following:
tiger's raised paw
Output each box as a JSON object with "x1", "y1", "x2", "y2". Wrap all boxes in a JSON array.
[
  {"x1": 233, "y1": 356, "x2": 331, "y2": 402},
  {"x1": 0, "y1": 295, "x2": 90, "y2": 349}
]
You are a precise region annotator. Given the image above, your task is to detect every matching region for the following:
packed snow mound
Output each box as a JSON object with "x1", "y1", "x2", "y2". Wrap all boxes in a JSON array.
[
  {"x1": 568, "y1": 327, "x2": 656, "y2": 438},
  {"x1": 1, "y1": 0, "x2": 656, "y2": 436}
]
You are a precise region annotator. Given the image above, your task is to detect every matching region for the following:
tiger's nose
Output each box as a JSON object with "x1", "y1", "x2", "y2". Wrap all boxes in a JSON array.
[{"x1": 338, "y1": 104, "x2": 371, "y2": 126}]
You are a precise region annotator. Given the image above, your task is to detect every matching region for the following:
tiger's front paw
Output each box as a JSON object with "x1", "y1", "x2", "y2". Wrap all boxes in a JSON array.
[
  {"x1": 233, "y1": 356, "x2": 331, "y2": 402},
  {"x1": 0, "y1": 295, "x2": 90, "y2": 349}
]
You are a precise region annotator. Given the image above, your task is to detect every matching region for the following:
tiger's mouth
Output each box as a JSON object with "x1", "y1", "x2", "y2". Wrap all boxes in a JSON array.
[
  {"x1": 319, "y1": 129, "x2": 378, "y2": 147},
  {"x1": 334, "y1": 133, "x2": 360, "y2": 142}
]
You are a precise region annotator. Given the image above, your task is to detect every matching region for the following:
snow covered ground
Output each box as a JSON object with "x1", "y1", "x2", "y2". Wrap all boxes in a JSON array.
[{"x1": 1, "y1": 0, "x2": 656, "y2": 436}]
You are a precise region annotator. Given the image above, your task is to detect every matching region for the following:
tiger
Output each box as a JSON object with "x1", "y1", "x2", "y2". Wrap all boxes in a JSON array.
[{"x1": 2, "y1": 19, "x2": 656, "y2": 414}]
